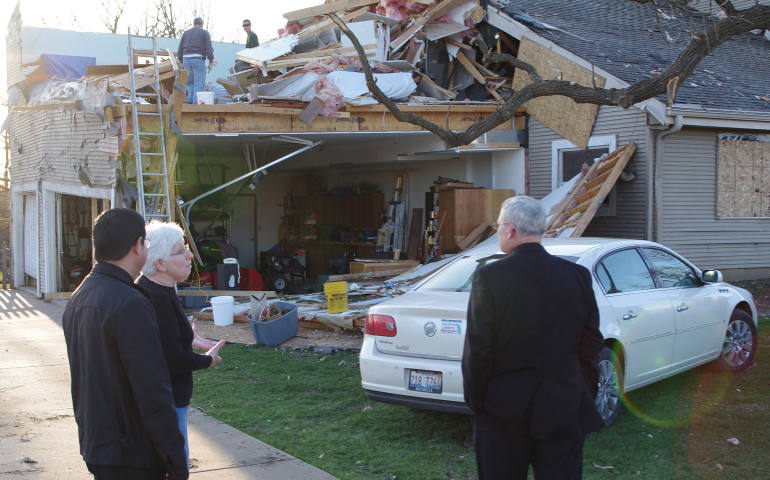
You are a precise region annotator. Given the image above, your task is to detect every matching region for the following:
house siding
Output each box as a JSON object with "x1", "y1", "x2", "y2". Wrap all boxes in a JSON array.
[
  {"x1": 9, "y1": 110, "x2": 118, "y2": 189},
  {"x1": 659, "y1": 128, "x2": 770, "y2": 271},
  {"x1": 528, "y1": 104, "x2": 651, "y2": 239}
]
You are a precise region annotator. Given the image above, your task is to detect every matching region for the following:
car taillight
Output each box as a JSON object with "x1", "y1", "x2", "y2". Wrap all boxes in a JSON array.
[{"x1": 365, "y1": 314, "x2": 397, "y2": 337}]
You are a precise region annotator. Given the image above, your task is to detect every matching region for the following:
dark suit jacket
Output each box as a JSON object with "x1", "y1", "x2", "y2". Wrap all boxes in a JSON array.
[
  {"x1": 461, "y1": 242, "x2": 605, "y2": 439},
  {"x1": 63, "y1": 263, "x2": 188, "y2": 479}
]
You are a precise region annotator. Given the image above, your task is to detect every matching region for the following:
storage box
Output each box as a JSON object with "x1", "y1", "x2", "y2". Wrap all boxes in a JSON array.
[
  {"x1": 180, "y1": 286, "x2": 212, "y2": 308},
  {"x1": 249, "y1": 301, "x2": 298, "y2": 346}
]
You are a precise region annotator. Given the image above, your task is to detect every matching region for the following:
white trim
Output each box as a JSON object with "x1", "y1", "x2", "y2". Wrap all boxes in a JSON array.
[
  {"x1": 43, "y1": 189, "x2": 57, "y2": 295},
  {"x1": 41, "y1": 181, "x2": 112, "y2": 199},
  {"x1": 550, "y1": 135, "x2": 617, "y2": 190},
  {"x1": 11, "y1": 191, "x2": 25, "y2": 288},
  {"x1": 485, "y1": 6, "x2": 668, "y2": 124},
  {"x1": 10, "y1": 182, "x2": 37, "y2": 194},
  {"x1": 678, "y1": 116, "x2": 770, "y2": 131}
]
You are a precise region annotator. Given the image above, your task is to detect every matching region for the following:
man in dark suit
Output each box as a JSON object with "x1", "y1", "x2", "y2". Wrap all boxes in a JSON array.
[
  {"x1": 63, "y1": 209, "x2": 188, "y2": 480},
  {"x1": 462, "y1": 196, "x2": 605, "y2": 479}
]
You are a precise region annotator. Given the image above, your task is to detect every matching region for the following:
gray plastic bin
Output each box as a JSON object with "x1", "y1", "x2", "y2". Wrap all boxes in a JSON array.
[{"x1": 249, "y1": 300, "x2": 298, "y2": 346}]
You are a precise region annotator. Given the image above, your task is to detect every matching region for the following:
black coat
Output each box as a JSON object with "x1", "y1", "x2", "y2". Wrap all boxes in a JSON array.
[
  {"x1": 461, "y1": 242, "x2": 605, "y2": 439},
  {"x1": 137, "y1": 276, "x2": 212, "y2": 407},
  {"x1": 62, "y1": 263, "x2": 188, "y2": 479}
]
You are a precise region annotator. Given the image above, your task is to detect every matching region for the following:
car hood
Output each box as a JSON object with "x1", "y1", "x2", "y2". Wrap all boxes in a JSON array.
[{"x1": 368, "y1": 290, "x2": 469, "y2": 360}]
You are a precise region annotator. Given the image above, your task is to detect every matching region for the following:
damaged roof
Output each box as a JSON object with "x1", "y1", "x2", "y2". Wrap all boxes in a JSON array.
[{"x1": 491, "y1": 0, "x2": 770, "y2": 113}]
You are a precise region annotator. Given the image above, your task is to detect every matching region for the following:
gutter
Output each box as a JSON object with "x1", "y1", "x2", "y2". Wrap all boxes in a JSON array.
[{"x1": 652, "y1": 115, "x2": 683, "y2": 243}]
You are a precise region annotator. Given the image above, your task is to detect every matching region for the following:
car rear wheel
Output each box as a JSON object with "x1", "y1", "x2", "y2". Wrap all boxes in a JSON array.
[
  {"x1": 595, "y1": 347, "x2": 622, "y2": 427},
  {"x1": 719, "y1": 310, "x2": 757, "y2": 372}
]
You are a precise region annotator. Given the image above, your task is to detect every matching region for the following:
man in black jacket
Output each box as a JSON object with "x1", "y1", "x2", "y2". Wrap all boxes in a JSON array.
[
  {"x1": 462, "y1": 196, "x2": 605, "y2": 479},
  {"x1": 63, "y1": 208, "x2": 188, "y2": 480}
]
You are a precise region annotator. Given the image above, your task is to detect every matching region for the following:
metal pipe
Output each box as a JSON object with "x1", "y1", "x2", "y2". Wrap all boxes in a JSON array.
[
  {"x1": 653, "y1": 115, "x2": 683, "y2": 243},
  {"x1": 180, "y1": 140, "x2": 322, "y2": 221}
]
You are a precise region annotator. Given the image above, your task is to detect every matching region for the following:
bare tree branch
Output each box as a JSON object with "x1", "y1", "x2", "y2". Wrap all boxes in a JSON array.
[
  {"x1": 333, "y1": 5, "x2": 770, "y2": 148},
  {"x1": 99, "y1": 0, "x2": 126, "y2": 34}
]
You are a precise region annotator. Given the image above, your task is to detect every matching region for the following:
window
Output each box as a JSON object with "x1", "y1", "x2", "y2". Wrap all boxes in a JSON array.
[
  {"x1": 642, "y1": 248, "x2": 699, "y2": 288},
  {"x1": 552, "y1": 135, "x2": 617, "y2": 216},
  {"x1": 596, "y1": 249, "x2": 655, "y2": 294},
  {"x1": 716, "y1": 134, "x2": 770, "y2": 218}
]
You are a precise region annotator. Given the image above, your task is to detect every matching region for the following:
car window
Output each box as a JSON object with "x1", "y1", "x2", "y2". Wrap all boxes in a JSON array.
[
  {"x1": 642, "y1": 248, "x2": 699, "y2": 288},
  {"x1": 596, "y1": 249, "x2": 655, "y2": 293},
  {"x1": 420, "y1": 255, "x2": 504, "y2": 292},
  {"x1": 419, "y1": 253, "x2": 578, "y2": 292}
]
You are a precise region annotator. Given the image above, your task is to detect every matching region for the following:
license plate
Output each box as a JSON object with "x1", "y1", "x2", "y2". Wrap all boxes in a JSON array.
[{"x1": 408, "y1": 369, "x2": 442, "y2": 394}]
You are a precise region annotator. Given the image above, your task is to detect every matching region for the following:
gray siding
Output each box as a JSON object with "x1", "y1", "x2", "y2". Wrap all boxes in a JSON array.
[
  {"x1": 528, "y1": 105, "x2": 651, "y2": 239},
  {"x1": 9, "y1": 110, "x2": 118, "y2": 188},
  {"x1": 659, "y1": 129, "x2": 770, "y2": 270}
]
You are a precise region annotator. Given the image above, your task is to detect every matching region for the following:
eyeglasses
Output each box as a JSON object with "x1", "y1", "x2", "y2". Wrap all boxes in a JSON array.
[
  {"x1": 242, "y1": 23, "x2": 250, "y2": 27},
  {"x1": 170, "y1": 244, "x2": 190, "y2": 256},
  {"x1": 491, "y1": 222, "x2": 511, "y2": 231}
]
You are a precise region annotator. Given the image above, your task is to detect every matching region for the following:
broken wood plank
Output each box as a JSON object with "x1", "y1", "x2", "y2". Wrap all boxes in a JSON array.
[
  {"x1": 545, "y1": 160, "x2": 603, "y2": 231},
  {"x1": 570, "y1": 144, "x2": 636, "y2": 236},
  {"x1": 297, "y1": 6, "x2": 370, "y2": 42},
  {"x1": 455, "y1": 50, "x2": 487, "y2": 84},
  {"x1": 390, "y1": 0, "x2": 469, "y2": 51},
  {"x1": 110, "y1": 61, "x2": 174, "y2": 91},
  {"x1": 327, "y1": 267, "x2": 418, "y2": 282},
  {"x1": 284, "y1": 0, "x2": 379, "y2": 21},
  {"x1": 445, "y1": 37, "x2": 472, "y2": 50},
  {"x1": 193, "y1": 312, "x2": 250, "y2": 323},
  {"x1": 406, "y1": 208, "x2": 424, "y2": 260},
  {"x1": 457, "y1": 222, "x2": 490, "y2": 250},
  {"x1": 176, "y1": 289, "x2": 278, "y2": 298}
]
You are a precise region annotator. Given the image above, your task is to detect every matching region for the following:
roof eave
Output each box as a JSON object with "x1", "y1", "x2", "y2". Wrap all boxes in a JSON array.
[{"x1": 668, "y1": 105, "x2": 770, "y2": 130}]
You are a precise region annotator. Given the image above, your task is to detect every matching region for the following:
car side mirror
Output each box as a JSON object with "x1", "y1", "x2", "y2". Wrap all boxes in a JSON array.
[{"x1": 701, "y1": 269, "x2": 723, "y2": 283}]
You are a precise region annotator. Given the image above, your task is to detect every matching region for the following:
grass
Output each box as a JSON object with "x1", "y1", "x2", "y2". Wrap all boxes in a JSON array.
[{"x1": 192, "y1": 316, "x2": 769, "y2": 479}]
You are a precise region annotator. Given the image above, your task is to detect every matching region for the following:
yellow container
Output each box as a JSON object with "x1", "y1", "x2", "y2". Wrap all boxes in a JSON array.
[{"x1": 323, "y1": 281, "x2": 348, "y2": 314}]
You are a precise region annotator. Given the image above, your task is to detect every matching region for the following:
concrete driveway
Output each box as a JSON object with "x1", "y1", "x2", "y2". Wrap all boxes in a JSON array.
[{"x1": 0, "y1": 288, "x2": 337, "y2": 479}]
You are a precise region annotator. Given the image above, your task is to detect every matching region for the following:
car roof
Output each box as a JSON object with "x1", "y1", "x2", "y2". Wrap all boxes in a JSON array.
[{"x1": 467, "y1": 236, "x2": 660, "y2": 259}]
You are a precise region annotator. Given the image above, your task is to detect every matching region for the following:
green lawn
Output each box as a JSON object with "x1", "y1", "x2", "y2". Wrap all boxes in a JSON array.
[{"x1": 192, "y1": 316, "x2": 769, "y2": 479}]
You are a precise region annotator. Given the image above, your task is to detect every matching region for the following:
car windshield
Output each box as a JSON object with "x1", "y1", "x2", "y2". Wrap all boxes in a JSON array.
[
  {"x1": 419, "y1": 254, "x2": 505, "y2": 292},
  {"x1": 418, "y1": 253, "x2": 579, "y2": 292}
]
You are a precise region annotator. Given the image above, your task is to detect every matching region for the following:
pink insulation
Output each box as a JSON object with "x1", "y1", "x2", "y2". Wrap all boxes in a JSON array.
[
  {"x1": 314, "y1": 76, "x2": 346, "y2": 117},
  {"x1": 376, "y1": 0, "x2": 435, "y2": 21},
  {"x1": 278, "y1": 22, "x2": 302, "y2": 37}
]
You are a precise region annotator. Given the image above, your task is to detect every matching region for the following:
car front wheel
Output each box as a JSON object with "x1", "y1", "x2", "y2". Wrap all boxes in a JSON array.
[
  {"x1": 595, "y1": 347, "x2": 622, "y2": 427},
  {"x1": 720, "y1": 310, "x2": 757, "y2": 372}
]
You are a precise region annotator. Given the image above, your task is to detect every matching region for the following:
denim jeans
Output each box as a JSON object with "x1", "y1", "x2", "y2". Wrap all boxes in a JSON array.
[
  {"x1": 183, "y1": 57, "x2": 206, "y2": 104},
  {"x1": 175, "y1": 405, "x2": 189, "y2": 466}
]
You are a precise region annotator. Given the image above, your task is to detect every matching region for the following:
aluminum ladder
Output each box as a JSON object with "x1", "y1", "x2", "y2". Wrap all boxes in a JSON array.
[{"x1": 127, "y1": 29, "x2": 173, "y2": 221}]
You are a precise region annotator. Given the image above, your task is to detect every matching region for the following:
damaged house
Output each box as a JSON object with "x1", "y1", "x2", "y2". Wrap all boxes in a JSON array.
[{"x1": 5, "y1": 0, "x2": 770, "y2": 298}]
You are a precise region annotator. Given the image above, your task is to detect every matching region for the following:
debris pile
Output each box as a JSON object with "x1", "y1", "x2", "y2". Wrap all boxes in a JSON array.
[{"x1": 227, "y1": 0, "x2": 519, "y2": 123}]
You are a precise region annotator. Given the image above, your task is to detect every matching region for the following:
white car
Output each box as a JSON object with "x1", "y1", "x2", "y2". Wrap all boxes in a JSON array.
[{"x1": 359, "y1": 237, "x2": 759, "y2": 425}]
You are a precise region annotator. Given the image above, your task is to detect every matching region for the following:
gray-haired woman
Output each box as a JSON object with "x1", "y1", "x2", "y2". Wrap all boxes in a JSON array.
[{"x1": 138, "y1": 221, "x2": 224, "y2": 465}]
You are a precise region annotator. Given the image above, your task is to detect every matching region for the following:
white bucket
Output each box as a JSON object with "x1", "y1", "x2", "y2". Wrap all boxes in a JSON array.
[
  {"x1": 196, "y1": 91, "x2": 215, "y2": 104},
  {"x1": 210, "y1": 296, "x2": 234, "y2": 326}
]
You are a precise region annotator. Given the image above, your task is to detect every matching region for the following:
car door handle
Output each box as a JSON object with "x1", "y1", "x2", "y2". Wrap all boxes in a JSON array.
[
  {"x1": 622, "y1": 312, "x2": 637, "y2": 320},
  {"x1": 676, "y1": 304, "x2": 689, "y2": 312}
]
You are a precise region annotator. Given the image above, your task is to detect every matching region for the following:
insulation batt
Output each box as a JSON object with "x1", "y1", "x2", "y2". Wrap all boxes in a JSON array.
[
  {"x1": 376, "y1": 0, "x2": 435, "y2": 21},
  {"x1": 314, "y1": 76, "x2": 346, "y2": 117}
]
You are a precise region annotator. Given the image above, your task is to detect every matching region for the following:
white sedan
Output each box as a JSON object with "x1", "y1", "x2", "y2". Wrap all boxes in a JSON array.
[{"x1": 359, "y1": 237, "x2": 759, "y2": 425}]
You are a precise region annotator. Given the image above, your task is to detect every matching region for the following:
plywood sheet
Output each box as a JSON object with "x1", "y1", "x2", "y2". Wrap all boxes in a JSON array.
[
  {"x1": 717, "y1": 135, "x2": 770, "y2": 218},
  {"x1": 512, "y1": 37, "x2": 605, "y2": 150}
]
